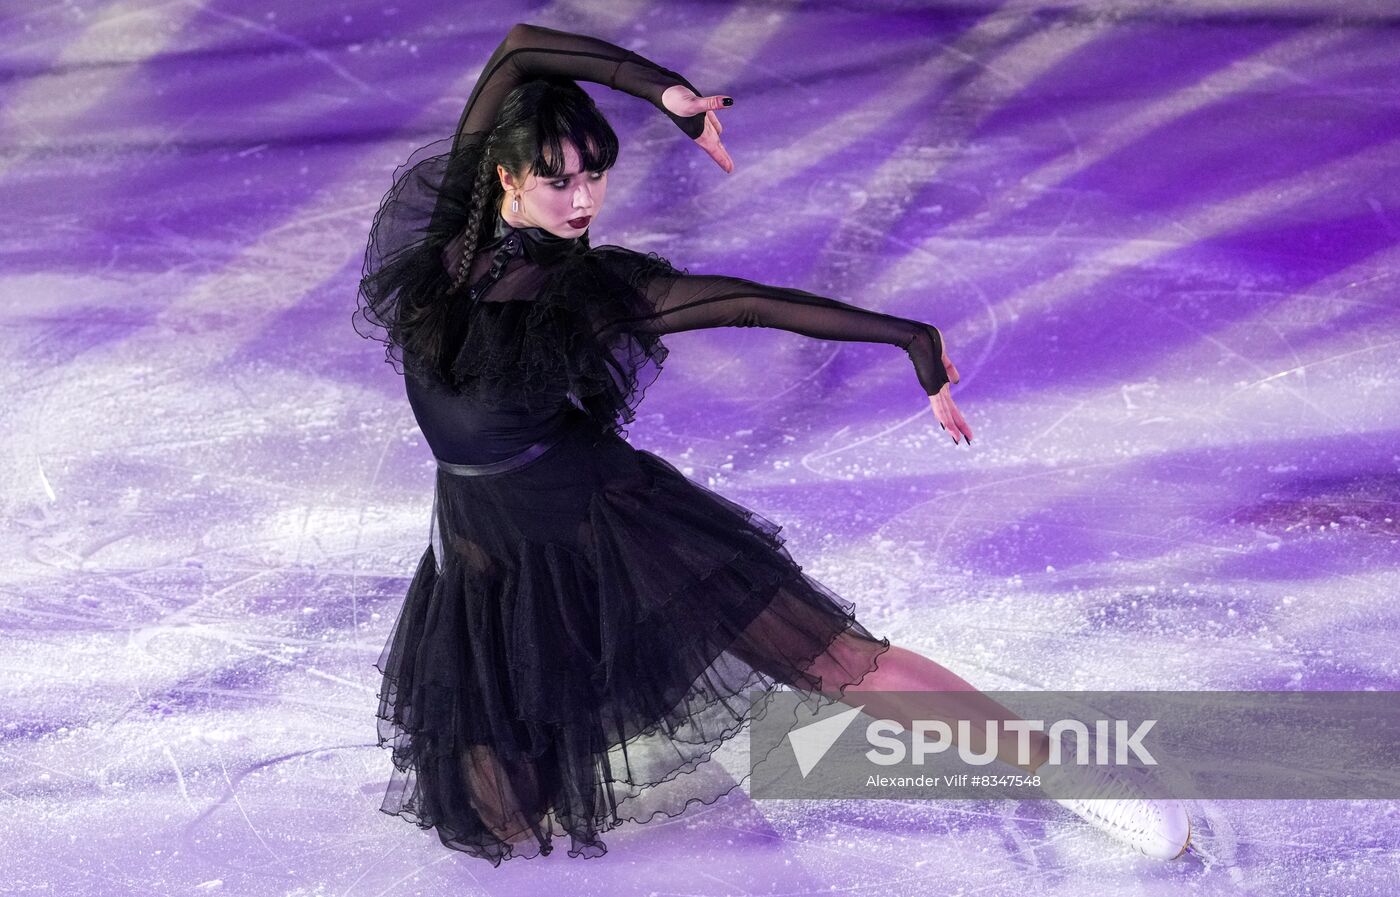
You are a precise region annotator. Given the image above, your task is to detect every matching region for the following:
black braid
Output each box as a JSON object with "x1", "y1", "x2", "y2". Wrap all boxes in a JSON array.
[{"x1": 446, "y1": 141, "x2": 502, "y2": 296}]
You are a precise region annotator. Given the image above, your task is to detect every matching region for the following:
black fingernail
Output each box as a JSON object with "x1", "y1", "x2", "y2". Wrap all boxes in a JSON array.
[
  {"x1": 721, "y1": 97, "x2": 733, "y2": 106},
  {"x1": 939, "y1": 422, "x2": 945, "y2": 429}
]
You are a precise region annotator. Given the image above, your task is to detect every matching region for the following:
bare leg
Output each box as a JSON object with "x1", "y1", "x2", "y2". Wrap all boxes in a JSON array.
[
  {"x1": 459, "y1": 744, "x2": 550, "y2": 849},
  {"x1": 812, "y1": 639, "x2": 1051, "y2": 774}
]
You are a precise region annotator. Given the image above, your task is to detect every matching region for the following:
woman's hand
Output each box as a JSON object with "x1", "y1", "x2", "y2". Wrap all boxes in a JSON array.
[
  {"x1": 928, "y1": 345, "x2": 972, "y2": 446},
  {"x1": 661, "y1": 84, "x2": 734, "y2": 173}
]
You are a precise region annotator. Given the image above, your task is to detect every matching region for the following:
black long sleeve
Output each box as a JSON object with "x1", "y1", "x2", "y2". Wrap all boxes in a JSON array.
[
  {"x1": 604, "y1": 268, "x2": 950, "y2": 397},
  {"x1": 432, "y1": 24, "x2": 950, "y2": 400},
  {"x1": 452, "y1": 23, "x2": 706, "y2": 153}
]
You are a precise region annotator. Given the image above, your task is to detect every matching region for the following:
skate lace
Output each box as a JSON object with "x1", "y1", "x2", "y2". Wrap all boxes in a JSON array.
[
  {"x1": 1039, "y1": 759, "x2": 1150, "y2": 833},
  {"x1": 1073, "y1": 765, "x2": 1156, "y2": 833}
]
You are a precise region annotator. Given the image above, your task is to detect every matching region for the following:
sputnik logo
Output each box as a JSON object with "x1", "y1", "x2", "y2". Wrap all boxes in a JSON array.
[
  {"x1": 787, "y1": 704, "x2": 866, "y2": 778},
  {"x1": 787, "y1": 707, "x2": 1160, "y2": 777}
]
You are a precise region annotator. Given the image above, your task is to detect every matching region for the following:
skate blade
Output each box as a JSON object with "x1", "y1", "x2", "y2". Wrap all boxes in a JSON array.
[{"x1": 1169, "y1": 816, "x2": 1192, "y2": 860}]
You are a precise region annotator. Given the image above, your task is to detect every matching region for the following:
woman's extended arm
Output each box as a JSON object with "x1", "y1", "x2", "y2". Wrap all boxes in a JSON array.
[
  {"x1": 453, "y1": 23, "x2": 708, "y2": 151},
  {"x1": 605, "y1": 269, "x2": 952, "y2": 398}
]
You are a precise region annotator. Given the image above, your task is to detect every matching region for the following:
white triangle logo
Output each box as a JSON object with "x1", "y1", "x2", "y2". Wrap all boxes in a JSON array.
[{"x1": 787, "y1": 704, "x2": 866, "y2": 778}]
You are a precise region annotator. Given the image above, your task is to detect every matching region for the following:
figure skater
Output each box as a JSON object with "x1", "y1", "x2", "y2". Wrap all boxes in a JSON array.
[{"x1": 355, "y1": 22, "x2": 1191, "y2": 865}]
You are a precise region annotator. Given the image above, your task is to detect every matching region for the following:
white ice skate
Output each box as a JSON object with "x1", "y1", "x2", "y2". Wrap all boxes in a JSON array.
[{"x1": 1037, "y1": 759, "x2": 1191, "y2": 860}]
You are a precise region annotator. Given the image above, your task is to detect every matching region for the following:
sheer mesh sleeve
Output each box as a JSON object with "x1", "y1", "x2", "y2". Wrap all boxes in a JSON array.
[
  {"x1": 453, "y1": 22, "x2": 706, "y2": 150},
  {"x1": 598, "y1": 258, "x2": 950, "y2": 397}
]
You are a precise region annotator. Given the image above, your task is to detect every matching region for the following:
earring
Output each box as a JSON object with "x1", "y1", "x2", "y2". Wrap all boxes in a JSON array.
[{"x1": 510, "y1": 193, "x2": 520, "y2": 213}]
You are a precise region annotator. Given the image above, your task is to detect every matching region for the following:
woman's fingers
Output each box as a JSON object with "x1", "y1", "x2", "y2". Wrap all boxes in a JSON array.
[
  {"x1": 704, "y1": 137, "x2": 733, "y2": 172},
  {"x1": 662, "y1": 85, "x2": 730, "y2": 117},
  {"x1": 696, "y1": 112, "x2": 734, "y2": 172},
  {"x1": 661, "y1": 87, "x2": 733, "y2": 118},
  {"x1": 941, "y1": 392, "x2": 971, "y2": 444},
  {"x1": 720, "y1": 143, "x2": 734, "y2": 172},
  {"x1": 661, "y1": 87, "x2": 734, "y2": 172},
  {"x1": 929, "y1": 388, "x2": 973, "y2": 446},
  {"x1": 949, "y1": 398, "x2": 972, "y2": 443},
  {"x1": 929, "y1": 395, "x2": 954, "y2": 443}
]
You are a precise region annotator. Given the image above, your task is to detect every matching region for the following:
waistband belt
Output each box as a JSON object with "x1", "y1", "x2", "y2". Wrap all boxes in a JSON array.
[{"x1": 434, "y1": 428, "x2": 568, "y2": 477}]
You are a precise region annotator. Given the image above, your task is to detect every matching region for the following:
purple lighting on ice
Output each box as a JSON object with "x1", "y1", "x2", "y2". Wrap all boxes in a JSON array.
[{"x1": 2, "y1": 2, "x2": 1397, "y2": 894}]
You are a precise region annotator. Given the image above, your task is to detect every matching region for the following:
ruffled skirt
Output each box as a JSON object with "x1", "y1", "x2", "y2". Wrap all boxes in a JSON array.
[{"x1": 374, "y1": 421, "x2": 890, "y2": 864}]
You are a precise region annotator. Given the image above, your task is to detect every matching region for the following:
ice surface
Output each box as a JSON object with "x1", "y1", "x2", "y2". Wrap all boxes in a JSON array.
[{"x1": 2, "y1": 1, "x2": 1398, "y2": 895}]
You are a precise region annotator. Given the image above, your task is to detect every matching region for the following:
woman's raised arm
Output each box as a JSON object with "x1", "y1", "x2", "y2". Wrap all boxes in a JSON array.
[{"x1": 453, "y1": 23, "x2": 713, "y2": 151}]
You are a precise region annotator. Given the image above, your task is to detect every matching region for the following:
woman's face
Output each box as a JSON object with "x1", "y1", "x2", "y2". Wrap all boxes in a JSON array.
[{"x1": 498, "y1": 141, "x2": 608, "y2": 239}]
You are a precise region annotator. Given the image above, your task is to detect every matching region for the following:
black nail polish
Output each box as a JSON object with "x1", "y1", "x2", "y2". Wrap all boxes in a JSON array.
[{"x1": 721, "y1": 97, "x2": 733, "y2": 106}]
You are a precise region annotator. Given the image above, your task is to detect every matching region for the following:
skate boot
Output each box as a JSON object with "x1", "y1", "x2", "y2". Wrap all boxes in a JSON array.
[{"x1": 1036, "y1": 759, "x2": 1191, "y2": 860}]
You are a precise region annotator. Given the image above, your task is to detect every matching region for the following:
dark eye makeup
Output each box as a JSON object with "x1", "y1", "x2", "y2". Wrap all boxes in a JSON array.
[{"x1": 550, "y1": 172, "x2": 606, "y2": 189}]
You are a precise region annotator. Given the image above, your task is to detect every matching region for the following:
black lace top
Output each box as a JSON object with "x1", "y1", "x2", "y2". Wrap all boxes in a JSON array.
[{"x1": 357, "y1": 24, "x2": 947, "y2": 465}]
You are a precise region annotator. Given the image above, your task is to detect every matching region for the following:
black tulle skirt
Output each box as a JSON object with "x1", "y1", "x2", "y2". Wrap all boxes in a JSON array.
[{"x1": 373, "y1": 420, "x2": 890, "y2": 864}]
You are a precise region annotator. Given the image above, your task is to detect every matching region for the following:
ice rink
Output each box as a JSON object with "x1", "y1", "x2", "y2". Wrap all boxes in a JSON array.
[{"x1": 2, "y1": 1, "x2": 1398, "y2": 894}]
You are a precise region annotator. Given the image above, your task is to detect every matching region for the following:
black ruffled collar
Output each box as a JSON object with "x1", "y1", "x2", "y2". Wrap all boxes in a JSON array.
[
  {"x1": 461, "y1": 211, "x2": 588, "y2": 302},
  {"x1": 491, "y1": 211, "x2": 585, "y2": 267}
]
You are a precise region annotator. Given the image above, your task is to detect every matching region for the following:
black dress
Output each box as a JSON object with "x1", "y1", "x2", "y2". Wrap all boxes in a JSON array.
[{"x1": 355, "y1": 23, "x2": 950, "y2": 865}]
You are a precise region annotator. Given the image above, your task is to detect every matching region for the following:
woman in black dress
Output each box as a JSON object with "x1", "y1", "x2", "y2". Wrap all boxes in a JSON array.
[{"x1": 355, "y1": 23, "x2": 1190, "y2": 865}]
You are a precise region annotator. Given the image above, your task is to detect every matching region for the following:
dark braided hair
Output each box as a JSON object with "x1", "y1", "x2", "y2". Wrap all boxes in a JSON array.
[
  {"x1": 445, "y1": 76, "x2": 621, "y2": 298},
  {"x1": 447, "y1": 143, "x2": 506, "y2": 294}
]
